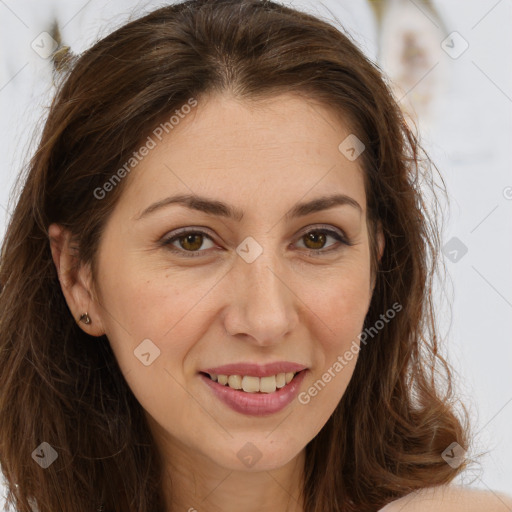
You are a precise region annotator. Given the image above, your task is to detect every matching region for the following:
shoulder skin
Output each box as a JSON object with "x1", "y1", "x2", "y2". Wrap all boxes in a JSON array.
[{"x1": 380, "y1": 485, "x2": 512, "y2": 512}]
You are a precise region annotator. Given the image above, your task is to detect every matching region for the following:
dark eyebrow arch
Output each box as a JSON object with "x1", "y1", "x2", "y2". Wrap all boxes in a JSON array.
[{"x1": 134, "y1": 193, "x2": 362, "y2": 222}]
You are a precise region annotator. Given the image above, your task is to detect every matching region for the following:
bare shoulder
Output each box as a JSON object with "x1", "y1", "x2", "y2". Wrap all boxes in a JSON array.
[{"x1": 380, "y1": 485, "x2": 512, "y2": 512}]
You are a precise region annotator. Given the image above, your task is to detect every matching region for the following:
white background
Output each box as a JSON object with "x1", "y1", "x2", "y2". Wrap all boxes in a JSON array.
[{"x1": 1, "y1": 0, "x2": 511, "y2": 505}]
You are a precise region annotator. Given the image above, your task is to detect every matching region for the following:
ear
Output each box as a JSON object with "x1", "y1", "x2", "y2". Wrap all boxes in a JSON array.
[{"x1": 48, "y1": 223, "x2": 106, "y2": 337}]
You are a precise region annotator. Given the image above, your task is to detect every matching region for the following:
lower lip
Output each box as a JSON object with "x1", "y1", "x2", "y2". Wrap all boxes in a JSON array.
[{"x1": 199, "y1": 370, "x2": 307, "y2": 416}]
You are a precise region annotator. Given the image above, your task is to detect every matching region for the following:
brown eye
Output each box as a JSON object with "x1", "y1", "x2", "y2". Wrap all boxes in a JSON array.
[
  {"x1": 302, "y1": 231, "x2": 328, "y2": 250},
  {"x1": 161, "y1": 230, "x2": 216, "y2": 256},
  {"x1": 296, "y1": 228, "x2": 349, "y2": 254},
  {"x1": 178, "y1": 233, "x2": 204, "y2": 251},
  {"x1": 161, "y1": 226, "x2": 351, "y2": 259}
]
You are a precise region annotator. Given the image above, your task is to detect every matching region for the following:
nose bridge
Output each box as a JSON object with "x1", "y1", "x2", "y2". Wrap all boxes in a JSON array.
[{"x1": 224, "y1": 236, "x2": 298, "y2": 344}]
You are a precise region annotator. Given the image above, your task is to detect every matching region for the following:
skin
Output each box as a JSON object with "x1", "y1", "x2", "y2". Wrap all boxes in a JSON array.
[
  {"x1": 381, "y1": 486, "x2": 512, "y2": 512},
  {"x1": 48, "y1": 92, "x2": 509, "y2": 512}
]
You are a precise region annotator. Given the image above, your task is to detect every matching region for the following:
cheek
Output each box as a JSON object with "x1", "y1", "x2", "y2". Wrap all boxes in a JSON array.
[
  {"x1": 298, "y1": 264, "x2": 371, "y2": 408},
  {"x1": 94, "y1": 255, "x2": 200, "y2": 373},
  {"x1": 97, "y1": 272, "x2": 205, "y2": 413},
  {"x1": 309, "y1": 263, "x2": 372, "y2": 344}
]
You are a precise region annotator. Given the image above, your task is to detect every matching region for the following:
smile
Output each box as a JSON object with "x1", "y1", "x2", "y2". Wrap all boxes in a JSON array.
[
  {"x1": 199, "y1": 369, "x2": 307, "y2": 416},
  {"x1": 204, "y1": 371, "x2": 298, "y2": 393}
]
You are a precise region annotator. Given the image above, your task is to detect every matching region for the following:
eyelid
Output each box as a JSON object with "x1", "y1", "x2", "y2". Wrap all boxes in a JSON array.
[
  {"x1": 293, "y1": 225, "x2": 353, "y2": 256},
  {"x1": 159, "y1": 224, "x2": 353, "y2": 256},
  {"x1": 159, "y1": 226, "x2": 219, "y2": 257},
  {"x1": 296, "y1": 224, "x2": 346, "y2": 240}
]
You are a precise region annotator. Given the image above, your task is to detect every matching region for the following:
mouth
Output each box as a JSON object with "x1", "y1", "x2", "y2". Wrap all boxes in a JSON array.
[
  {"x1": 200, "y1": 370, "x2": 303, "y2": 394},
  {"x1": 198, "y1": 366, "x2": 308, "y2": 416}
]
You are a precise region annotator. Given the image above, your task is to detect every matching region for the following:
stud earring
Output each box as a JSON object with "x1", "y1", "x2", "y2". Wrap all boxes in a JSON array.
[{"x1": 78, "y1": 312, "x2": 91, "y2": 325}]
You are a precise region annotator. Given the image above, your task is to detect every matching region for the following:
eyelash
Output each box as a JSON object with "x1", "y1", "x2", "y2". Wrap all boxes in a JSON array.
[{"x1": 159, "y1": 226, "x2": 354, "y2": 258}]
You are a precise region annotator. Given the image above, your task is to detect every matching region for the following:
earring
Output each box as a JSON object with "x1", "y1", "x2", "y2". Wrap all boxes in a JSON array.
[{"x1": 79, "y1": 312, "x2": 91, "y2": 325}]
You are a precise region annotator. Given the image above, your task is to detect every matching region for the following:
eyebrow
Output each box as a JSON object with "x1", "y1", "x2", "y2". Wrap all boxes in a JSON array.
[{"x1": 134, "y1": 193, "x2": 362, "y2": 222}]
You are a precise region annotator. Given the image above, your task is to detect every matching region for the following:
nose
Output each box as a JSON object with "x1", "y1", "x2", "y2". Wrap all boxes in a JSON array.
[{"x1": 222, "y1": 246, "x2": 299, "y2": 347}]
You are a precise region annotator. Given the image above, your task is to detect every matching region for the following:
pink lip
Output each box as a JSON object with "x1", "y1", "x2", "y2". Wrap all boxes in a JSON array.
[
  {"x1": 199, "y1": 369, "x2": 308, "y2": 416},
  {"x1": 201, "y1": 361, "x2": 307, "y2": 378}
]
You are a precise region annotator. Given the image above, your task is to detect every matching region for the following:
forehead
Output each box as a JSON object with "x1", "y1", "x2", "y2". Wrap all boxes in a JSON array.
[{"x1": 118, "y1": 92, "x2": 367, "y2": 220}]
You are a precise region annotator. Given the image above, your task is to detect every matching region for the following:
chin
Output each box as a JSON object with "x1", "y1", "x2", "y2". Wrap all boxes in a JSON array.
[{"x1": 207, "y1": 435, "x2": 306, "y2": 472}]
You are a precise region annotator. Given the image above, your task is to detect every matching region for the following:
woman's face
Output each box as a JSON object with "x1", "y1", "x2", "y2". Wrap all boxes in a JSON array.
[{"x1": 87, "y1": 92, "x2": 383, "y2": 471}]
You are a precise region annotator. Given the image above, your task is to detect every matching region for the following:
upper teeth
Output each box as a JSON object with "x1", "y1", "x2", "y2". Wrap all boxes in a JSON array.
[{"x1": 208, "y1": 372, "x2": 296, "y2": 393}]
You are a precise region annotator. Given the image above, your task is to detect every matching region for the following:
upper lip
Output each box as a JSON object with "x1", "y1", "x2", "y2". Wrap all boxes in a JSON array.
[{"x1": 201, "y1": 362, "x2": 307, "y2": 378}]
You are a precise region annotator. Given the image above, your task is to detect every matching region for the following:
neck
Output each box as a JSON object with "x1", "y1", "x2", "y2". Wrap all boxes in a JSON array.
[{"x1": 157, "y1": 435, "x2": 305, "y2": 512}]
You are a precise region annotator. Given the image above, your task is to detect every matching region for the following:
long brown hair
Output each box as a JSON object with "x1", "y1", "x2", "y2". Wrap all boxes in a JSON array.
[{"x1": 0, "y1": 1, "x2": 469, "y2": 511}]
